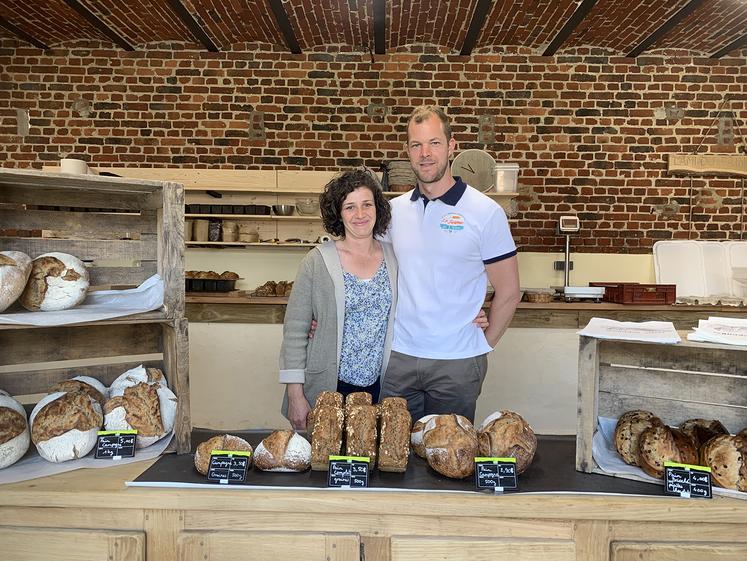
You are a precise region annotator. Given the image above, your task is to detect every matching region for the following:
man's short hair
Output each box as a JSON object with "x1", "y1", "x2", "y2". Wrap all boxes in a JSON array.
[{"x1": 406, "y1": 105, "x2": 452, "y2": 141}]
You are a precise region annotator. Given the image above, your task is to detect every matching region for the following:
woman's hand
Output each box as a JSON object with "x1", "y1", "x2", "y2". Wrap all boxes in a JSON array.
[
  {"x1": 473, "y1": 309, "x2": 489, "y2": 331},
  {"x1": 287, "y1": 384, "x2": 311, "y2": 430}
]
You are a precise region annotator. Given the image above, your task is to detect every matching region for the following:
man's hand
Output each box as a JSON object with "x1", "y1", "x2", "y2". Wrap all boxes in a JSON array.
[
  {"x1": 287, "y1": 384, "x2": 311, "y2": 430},
  {"x1": 473, "y1": 309, "x2": 489, "y2": 330}
]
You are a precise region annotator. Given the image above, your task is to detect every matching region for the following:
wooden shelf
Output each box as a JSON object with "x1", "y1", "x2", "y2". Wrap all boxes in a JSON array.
[
  {"x1": 185, "y1": 213, "x2": 320, "y2": 221},
  {"x1": 186, "y1": 241, "x2": 316, "y2": 248}
]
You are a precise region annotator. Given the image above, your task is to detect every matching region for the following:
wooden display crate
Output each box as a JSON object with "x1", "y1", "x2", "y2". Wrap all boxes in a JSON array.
[
  {"x1": 0, "y1": 168, "x2": 185, "y2": 318},
  {"x1": 0, "y1": 317, "x2": 190, "y2": 454},
  {"x1": 576, "y1": 334, "x2": 747, "y2": 475},
  {"x1": 589, "y1": 282, "x2": 676, "y2": 305}
]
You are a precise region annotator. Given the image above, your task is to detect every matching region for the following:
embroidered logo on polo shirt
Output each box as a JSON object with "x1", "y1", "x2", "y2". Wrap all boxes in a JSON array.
[{"x1": 439, "y1": 213, "x2": 465, "y2": 233}]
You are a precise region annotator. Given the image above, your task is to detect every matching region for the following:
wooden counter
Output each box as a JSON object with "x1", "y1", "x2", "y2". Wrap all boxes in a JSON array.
[
  {"x1": 2, "y1": 460, "x2": 747, "y2": 561},
  {"x1": 186, "y1": 295, "x2": 747, "y2": 329}
]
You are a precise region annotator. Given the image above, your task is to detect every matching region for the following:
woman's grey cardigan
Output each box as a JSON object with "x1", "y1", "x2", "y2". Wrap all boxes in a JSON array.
[{"x1": 279, "y1": 240, "x2": 398, "y2": 417}]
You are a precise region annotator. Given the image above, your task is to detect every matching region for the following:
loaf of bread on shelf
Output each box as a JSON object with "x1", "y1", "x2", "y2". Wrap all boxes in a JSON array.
[
  {"x1": 477, "y1": 410, "x2": 537, "y2": 474},
  {"x1": 194, "y1": 434, "x2": 254, "y2": 476},
  {"x1": 254, "y1": 430, "x2": 311, "y2": 472},
  {"x1": 0, "y1": 390, "x2": 30, "y2": 469},
  {"x1": 638, "y1": 424, "x2": 697, "y2": 479},
  {"x1": 104, "y1": 381, "x2": 177, "y2": 449},
  {"x1": 310, "y1": 405, "x2": 344, "y2": 471},
  {"x1": 109, "y1": 365, "x2": 168, "y2": 395},
  {"x1": 30, "y1": 390, "x2": 103, "y2": 462},
  {"x1": 614, "y1": 410, "x2": 662, "y2": 466},
  {"x1": 49, "y1": 376, "x2": 108, "y2": 407},
  {"x1": 700, "y1": 434, "x2": 747, "y2": 491},
  {"x1": 378, "y1": 406, "x2": 412, "y2": 472},
  {"x1": 20, "y1": 252, "x2": 90, "y2": 312},
  {"x1": 679, "y1": 418, "x2": 729, "y2": 451},
  {"x1": 411, "y1": 414, "x2": 438, "y2": 459},
  {"x1": 423, "y1": 414, "x2": 478, "y2": 479},
  {"x1": 220, "y1": 271, "x2": 239, "y2": 280},
  {"x1": 346, "y1": 405, "x2": 378, "y2": 465},
  {"x1": 0, "y1": 251, "x2": 32, "y2": 313}
]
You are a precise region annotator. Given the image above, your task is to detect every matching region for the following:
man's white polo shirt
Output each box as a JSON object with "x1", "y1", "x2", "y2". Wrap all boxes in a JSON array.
[{"x1": 385, "y1": 177, "x2": 517, "y2": 360}]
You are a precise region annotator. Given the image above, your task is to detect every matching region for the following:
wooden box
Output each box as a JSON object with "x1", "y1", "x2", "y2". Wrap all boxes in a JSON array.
[
  {"x1": 589, "y1": 283, "x2": 676, "y2": 305},
  {"x1": 576, "y1": 334, "x2": 747, "y2": 476},
  {"x1": 0, "y1": 168, "x2": 185, "y2": 318}
]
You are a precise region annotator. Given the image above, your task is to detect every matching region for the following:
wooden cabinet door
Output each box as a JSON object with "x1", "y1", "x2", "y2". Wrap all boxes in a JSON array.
[
  {"x1": 178, "y1": 530, "x2": 359, "y2": 561},
  {"x1": 390, "y1": 536, "x2": 576, "y2": 561},
  {"x1": 612, "y1": 541, "x2": 747, "y2": 561},
  {"x1": 0, "y1": 526, "x2": 145, "y2": 561}
]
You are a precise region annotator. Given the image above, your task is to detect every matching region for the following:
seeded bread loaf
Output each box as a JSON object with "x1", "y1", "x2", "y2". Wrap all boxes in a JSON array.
[
  {"x1": 255, "y1": 430, "x2": 311, "y2": 472},
  {"x1": 679, "y1": 418, "x2": 729, "y2": 451},
  {"x1": 378, "y1": 406, "x2": 412, "y2": 472},
  {"x1": 315, "y1": 391, "x2": 343, "y2": 409},
  {"x1": 344, "y1": 392, "x2": 372, "y2": 417},
  {"x1": 700, "y1": 434, "x2": 747, "y2": 491},
  {"x1": 423, "y1": 414, "x2": 478, "y2": 479},
  {"x1": 638, "y1": 425, "x2": 697, "y2": 479},
  {"x1": 0, "y1": 390, "x2": 30, "y2": 469},
  {"x1": 614, "y1": 410, "x2": 661, "y2": 466},
  {"x1": 194, "y1": 434, "x2": 253, "y2": 475},
  {"x1": 411, "y1": 414, "x2": 438, "y2": 459},
  {"x1": 477, "y1": 410, "x2": 537, "y2": 474},
  {"x1": 310, "y1": 404, "x2": 344, "y2": 471},
  {"x1": 377, "y1": 396, "x2": 408, "y2": 417},
  {"x1": 345, "y1": 405, "x2": 378, "y2": 465}
]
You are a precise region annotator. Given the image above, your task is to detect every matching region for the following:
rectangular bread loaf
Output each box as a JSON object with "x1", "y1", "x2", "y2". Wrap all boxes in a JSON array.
[
  {"x1": 310, "y1": 404, "x2": 344, "y2": 471},
  {"x1": 378, "y1": 406, "x2": 412, "y2": 472},
  {"x1": 345, "y1": 404, "x2": 378, "y2": 466},
  {"x1": 344, "y1": 391, "x2": 372, "y2": 417}
]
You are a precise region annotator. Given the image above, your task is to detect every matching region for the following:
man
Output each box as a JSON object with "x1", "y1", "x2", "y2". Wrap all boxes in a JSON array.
[{"x1": 380, "y1": 105, "x2": 521, "y2": 423}]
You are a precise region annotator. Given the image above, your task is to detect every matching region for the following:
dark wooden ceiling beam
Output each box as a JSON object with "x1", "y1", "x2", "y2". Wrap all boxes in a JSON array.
[
  {"x1": 0, "y1": 15, "x2": 50, "y2": 50},
  {"x1": 459, "y1": 0, "x2": 492, "y2": 56},
  {"x1": 542, "y1": 0, "x2": 597, "y2": 56},
  {"x1": 627, "y1": 0, "x2": 706, "y2": 57},
  {"x1": 268, "y1": 0, "x2": 301, "y2": 54},
  {"x1": 62, "y1": 0, "x2": 135, "y2": 51},
  {"x1": 710, "y1": 32, "x2": 747, "y2": 59},
  {"x1": 373, "y1": 0, "x2": 386, "y2": 54},
  {"x1": 166, "y1": 0, "x2": 219, "y2": 52}
]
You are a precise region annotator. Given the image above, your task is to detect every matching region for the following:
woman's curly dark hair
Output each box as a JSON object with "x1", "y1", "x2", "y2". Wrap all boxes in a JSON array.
[{"x1": 319, "y1": 169, "x2": 391, "y2": 238}]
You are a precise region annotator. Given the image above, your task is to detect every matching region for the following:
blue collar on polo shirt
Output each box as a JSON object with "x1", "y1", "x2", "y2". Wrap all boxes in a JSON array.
[{"x1": 410, "y1": 177, "x2": 467, "y2": 208}]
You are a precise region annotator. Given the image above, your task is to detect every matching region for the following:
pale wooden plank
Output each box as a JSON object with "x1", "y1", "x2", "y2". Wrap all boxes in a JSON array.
[
  {"x1": 186, "y1": 303, "x2": 286, "y2": 324},
  {"x1": 576, "y1": 336, "x2": 600, "y2": 473},
  {"x1": 0, "y1": 208, "x2": 150, "y2": 234},
  {"x1": 362, "y1": 536, "x2": 390, "y2": 561},
  {"x1": 0, "y1": 527, "x2": 145, "y2": 561},
  {"x1": 145, "y1": 509, "x2": 184, "y2": 561},
  {"x1": 0, "y1": 506, "x2": 143, "y2": 530},
  {"x1": 390, "y1": 537, "x2": 576, "y2": 561},
  {"x1": 611, "y1": 541, "x2": 747, "y2": 561},
  {"x1": 0, "y1": 323, "x2": 163, "y2": 366},
  {"x1": 668, "y1": 154, "x2": 747, "y2": 177},
  {"x1": 574, "y1": 521, "x2": 610, "y2": 561},
  {"x1": 1, "y1": 237, "x2": 156, "y2": 261},
  {"x1": 88, "y1": 262, "x2": 158, "y2": 287},
  {"x1": 2, "y1": 167, "x2": 163, "y2": 191},
  {"x1": 598, "y1": 391, "x2": 747, "y2": 433},
  {"x1": 277, "y1": 170, "x2": 338, "y2": 191},
  {"x1": 157, "y1": 182, "x2": 185, "y2": 318},
  {"x1": 180, "y1": 531, "x2": 348, "y2": 561},
  {"x1": 612, "y1": 520, "x2": 747, "y2": 542},
  {"x1": 0, "y1": 312, "x2": 168, "y2": 331},
  {"x1": 1, "y1": 185, "x2": 149, "y2": 210},
  {"x1": 163, "y1": 318, "x2": 191, "y2": 454},
  {"x1": 177, "y1": 533, "x2": 209, "y2": 561},
  {"x1": 327, "y1": 533, "x2": 360, "y2": 561}
]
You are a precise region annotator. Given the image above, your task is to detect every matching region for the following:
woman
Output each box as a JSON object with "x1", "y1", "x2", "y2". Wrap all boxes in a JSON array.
[{"x1": 279, "y1": 169, "x2": 396, "y2": 430}]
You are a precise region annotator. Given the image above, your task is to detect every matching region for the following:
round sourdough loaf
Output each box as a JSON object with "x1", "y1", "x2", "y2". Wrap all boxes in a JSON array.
[
  {"x1": 679, "y1": 418, "x2": 729, "y2": 451},
  {"x1": 638, "y1": 425, "x2": 698, "y2": 479},
  {"x1": 194, "y1": 434, "x2": 254, "y2": 475},
  {"x1": 614, "y1": 410, "x2": 661, "y2": 466},
  {"x1": 50, "y1": 376, "x2": 108, "y2": 407},
  {"x1": 20, "y1": 252, "x2": 89, "y2": 312},
  {"x1": 0, "y1": 390, "x2": 30, "y2": 469},
  {"x1": 478, "y1": 410, "x2": 537, "y2": 474},
  {"x1": 423, "y1": 414, "x2": 478, "y2": 479},
  {"x1": 411, "y1": 414, "x2": 438, "y2": 459},
  {"x1": 104, "y1": 381, "x2": 177, "y2": 449},
  {"x1": 701, "y1": 434, "x2": 747, "y2": 491},
  {"x1": 30, "y1": 390, "x2": 103, "y2": 462},
  {"x1": 0, "y1": 251, "x2": 32, "y2": 312},
  {"x1": 255, "y1": 430, "x2": 311, "y2": 472},
  {"x1": 109, "y1": 365, "x2": 168, "y2": 395}
]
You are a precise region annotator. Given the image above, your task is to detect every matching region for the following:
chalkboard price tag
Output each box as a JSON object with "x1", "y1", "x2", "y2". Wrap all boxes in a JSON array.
[
  {"x1": 474, "y1": 457, "x2": 518, "y2": 492},
  {"x1": 327, "y1": 456, "x2": 370, "y2": 488},
  {"x1": 95, "y1": 430, "x2": 137, "y2": 460},
  {"x1": 206, "y1": 450, "x2": 251, "y2": 484},
  {"x1": 664, "y1": 461, "x2": 712, "y2": 499}
]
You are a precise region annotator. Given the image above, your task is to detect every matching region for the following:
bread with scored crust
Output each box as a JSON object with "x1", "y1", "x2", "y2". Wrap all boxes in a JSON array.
[
  {"x1": 478, "y1": 410, "x2": 537, "y2": 474},
  {"x1": 194, "y1": 434, "x2": 253, "y2": 475},
  {"x1": 255, "y1": 430, "x2": 311, "y2": 472},
  {"x1": 614, "y1": 410, "x2": 661, "y2": 466},
  {"x1": 423, "y1": 414, "x2": 477, "y2": 479},
  {"x1": 700, "y1": 434, "x2": 747, "y2": 491}
]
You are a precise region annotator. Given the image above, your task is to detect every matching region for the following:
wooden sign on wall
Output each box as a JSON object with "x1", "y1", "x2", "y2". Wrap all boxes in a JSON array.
[{"x1": 668, "y1": 154, "x2": 747, "y2": 177}]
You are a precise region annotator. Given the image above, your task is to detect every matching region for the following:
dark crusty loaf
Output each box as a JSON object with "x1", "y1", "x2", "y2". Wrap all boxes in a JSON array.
[
  {"x1": 345, "y1": 405, "x2": 378, "y2": 465},
  {"x1": 614, "y1": 410, "x2": 661, "y2": 466},
  {"x1": 378, "y1": 406, "x2": 412, "y2": 472},
  {"x1": 31, "y1": 391, "x2": 102, "y2": 444},
  {"x1": 255, "y1": 430, "x2": 311, "y2": 472},
  {"x1": 104, "y1": 382, "x2": 164, "y2": 437},
  {"x1": 0, "y1": 406, "x2": 26, "y2": 446},
  {"x1": 638, "y1": 425, "x2": 697, "y2": 479},
  {"x1": 679, "y1": 418, "x2": 729, "y2": 451},
  {"x1": 310, "y1": 404, "x2": 344, "y2": 471},
  {"x1": 194, "y1": 434, "x2": 253, "y2": 475},
  {"x1": 50, "y1": 379, "x2": 106, "y2": 408},
  {"x1": 477, "y1": 410, "x2": 537, "y2": 475},
  {"x1": 411, "y1": 414, "x2": 438, "y2": 459},
  {"x1": 700, "y1": 434, "x2": 747, "y2": 491},
  {"x1": 423, "y1": 414, "x2": 478, "y2": 479}
]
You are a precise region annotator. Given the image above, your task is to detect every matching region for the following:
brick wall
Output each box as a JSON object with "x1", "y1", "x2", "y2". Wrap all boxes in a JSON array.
[{"x1": 1, "y1": 39, "x2": 745, "y2": 253}]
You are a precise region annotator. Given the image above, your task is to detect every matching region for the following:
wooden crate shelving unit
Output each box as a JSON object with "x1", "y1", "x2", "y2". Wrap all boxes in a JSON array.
[
  {"x1": 0, "y1": 169, "x2": 190, "y2": 453},
  {"x1": 576, "y1": 333, "x2": 747, "y2": 476}
]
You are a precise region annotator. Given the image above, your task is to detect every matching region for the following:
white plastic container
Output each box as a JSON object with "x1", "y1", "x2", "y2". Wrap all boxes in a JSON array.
[{"x1": 494, "y1": 163, "x2": 519, "y2": 193}]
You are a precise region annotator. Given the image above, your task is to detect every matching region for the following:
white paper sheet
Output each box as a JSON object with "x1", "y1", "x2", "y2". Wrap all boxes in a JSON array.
[
  {"x1": 0, "y1": 432, "x2": 173, "y2": 485},
  {"x1": 578, "y1": 318, "x2": 681, "y2": 344},
  {"x1": 688, "y1": 316, "x2": 747, "y2": 346},
  {"x1": 0, "y1": 275, "x2": 164, "y2": 326},
  {"x1": 592, "y1": 417, "x2": 745, "y2": 500}
]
